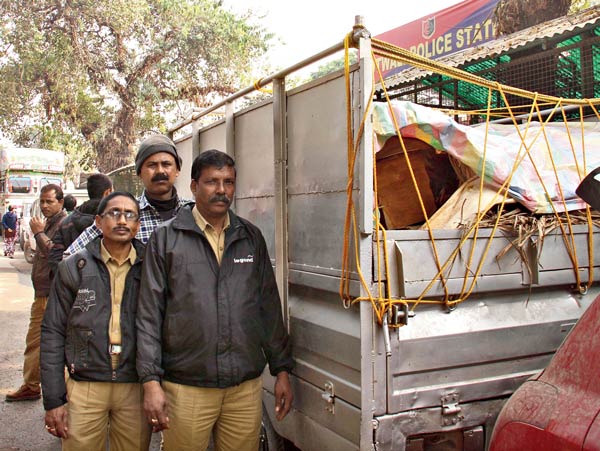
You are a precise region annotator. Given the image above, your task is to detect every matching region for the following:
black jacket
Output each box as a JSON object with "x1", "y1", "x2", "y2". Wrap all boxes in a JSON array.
[
  {"x1": 136, "y1": 205, "x2": 293, "y2": 388},
  {"x1": 49, "y1": 199, "x2": 101, "y2": 277},
  {"x1": 41, "y1": 237, "x2": 145, "y2": 411}
]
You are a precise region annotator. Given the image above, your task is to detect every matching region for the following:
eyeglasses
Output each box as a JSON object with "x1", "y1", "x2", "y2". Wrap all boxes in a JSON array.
[{"x1": 100, "y1": 210, "x2": 139, "y2": 222}]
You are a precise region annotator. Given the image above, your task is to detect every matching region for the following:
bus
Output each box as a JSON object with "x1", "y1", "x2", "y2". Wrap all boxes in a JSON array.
[{"x1": 0, "y1": 147, "x2": 65, "y2": 218}]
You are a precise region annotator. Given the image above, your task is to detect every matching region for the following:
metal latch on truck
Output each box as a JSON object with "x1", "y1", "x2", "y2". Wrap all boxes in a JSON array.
[
  {"x1": 321, "y1": 381, "x2": 335, "y2": 414},
  {"x1": 441, "y1": 393, "x2": 464, "y2": 426}
]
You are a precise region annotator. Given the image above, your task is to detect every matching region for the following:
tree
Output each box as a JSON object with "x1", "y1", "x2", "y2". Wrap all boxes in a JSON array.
[
  {"x1": 308, "y1": 52, "x2": 358, "y2": 81},
  {"x1": 493, "y1": 0, "x2": 595, "y2": 36},
  {"x1": 0, "y1": 0, "x2": 271, "y2": 172}
]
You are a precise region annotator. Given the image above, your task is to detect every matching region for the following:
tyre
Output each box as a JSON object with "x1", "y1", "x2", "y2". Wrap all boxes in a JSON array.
[
  {"x1": 260, "y1": 408, "x2": 285, "y2": 451},
  {"x1": 24, "y1": 241, "x2": 35, "y2": 264}
]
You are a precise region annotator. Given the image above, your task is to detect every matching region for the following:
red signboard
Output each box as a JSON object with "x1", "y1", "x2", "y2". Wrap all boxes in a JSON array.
[{"x1": 375, "y1": 0, "x2": 501, "y2": 79}]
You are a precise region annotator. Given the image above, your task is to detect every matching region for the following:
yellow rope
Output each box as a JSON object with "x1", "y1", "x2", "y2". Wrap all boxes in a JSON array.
[
  {"x1": 252, "y1": 78, "x2": 272, "y2": 94},
  {"x1": 339, "y1": 34, "x2": 600, "y2": 321}
]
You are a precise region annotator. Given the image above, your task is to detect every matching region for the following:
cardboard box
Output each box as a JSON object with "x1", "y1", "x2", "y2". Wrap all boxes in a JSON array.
[{"x1": 376, "y1": 137, "x2": 459, "y2": 229}]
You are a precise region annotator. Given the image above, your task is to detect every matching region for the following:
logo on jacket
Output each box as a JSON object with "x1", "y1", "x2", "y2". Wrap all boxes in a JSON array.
[
  {"x1": 233, "y1": 254, "x2": 254, "y2": 264},
  {"x1": 73, "y1": 289, "x2": 96, "y2": 312}
]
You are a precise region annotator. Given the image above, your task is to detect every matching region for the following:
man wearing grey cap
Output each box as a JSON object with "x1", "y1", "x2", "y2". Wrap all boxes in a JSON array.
[{"x1": 65, "y1": 135, "x2": 190, "y2": 253}]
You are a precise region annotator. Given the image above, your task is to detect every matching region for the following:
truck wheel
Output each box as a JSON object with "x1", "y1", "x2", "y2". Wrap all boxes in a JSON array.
[
  {"x1": 260, "y1": 409, "x2": 285, "y2": 451},
  {"x1": 24, "y1": 241, "x2": 35, "y2": 264}
]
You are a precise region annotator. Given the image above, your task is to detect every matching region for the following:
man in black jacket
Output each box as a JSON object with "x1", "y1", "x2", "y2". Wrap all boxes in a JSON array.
[
  {"x1": 137, "y1": 150, "x2": 293, "y2": 451},
  {"x1": 41, "y1": 192, "x2": 151, "y2": 451},
  {"x1": 49, "y1": 173, "x2": 113, "y2": 276}
]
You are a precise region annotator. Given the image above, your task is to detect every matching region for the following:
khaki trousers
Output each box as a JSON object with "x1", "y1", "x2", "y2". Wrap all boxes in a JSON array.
[
  {"x1": 162, "y1": 377, "x2": 263, "y2": 451},
  {"x1": 23, "y1": 296, "x2": 47, "y2": 390},
  {"x1": 63, "y1": 378, "x2": 151, "y2": 451}
]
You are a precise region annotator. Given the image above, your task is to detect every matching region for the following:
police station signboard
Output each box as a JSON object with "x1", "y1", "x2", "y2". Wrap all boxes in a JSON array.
[{"x1": 375, "y1": 0, "x2": 501, "y2": 80}]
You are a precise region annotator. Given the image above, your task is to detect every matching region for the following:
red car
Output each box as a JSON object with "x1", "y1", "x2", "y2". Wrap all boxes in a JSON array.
[{"x1": 489, "y1": 292, "x2": 600, "y2": 450}]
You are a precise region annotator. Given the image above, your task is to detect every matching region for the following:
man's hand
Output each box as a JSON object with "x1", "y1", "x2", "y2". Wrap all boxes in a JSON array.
[
  {"x1": 274, "y1": 371, "x2": 293, "y2": 421},
  {"x1": 30, "y1": 216, "x2": 46, "y2": 235},
  {"x1": 143, "y1": 381, "x2": 170, "y2": 432},
  {"x1": 45, "y1": 405, "x2": 69, "y2": 438}
]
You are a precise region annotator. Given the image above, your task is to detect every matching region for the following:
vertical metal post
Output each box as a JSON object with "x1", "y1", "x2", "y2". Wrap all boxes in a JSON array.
[
  {"x1": 273, "y1": 78, "x2": 289, "y2": 329},
  {"x1": 225, "y1": 101, "x2": 235, "y2": 157},
  {"x1": 225, "y1": 101, "x2": 236, "y2": 210},
  {"x1": 192, "y1": 118, "x2": 200, "y2": 159},
  {"x1": 358, "y1": 23, "x2": 373, "y2": 236},
  {"x1": 356, "y1": 15, "x2": 377, "y2": 451}
]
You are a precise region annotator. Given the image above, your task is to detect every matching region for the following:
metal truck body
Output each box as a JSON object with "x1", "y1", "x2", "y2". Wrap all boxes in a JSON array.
[{"x1": 170, "y1": 31, "x2": 599, "y2": 451}]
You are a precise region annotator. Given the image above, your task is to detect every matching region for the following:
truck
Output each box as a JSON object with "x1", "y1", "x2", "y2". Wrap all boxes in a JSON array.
[
  {"x1": 0, "y1": 147, "x2": 65, "y2": 218},
  {"x1": 169, "y1": 20, "x2": 600, "y2": 451},
  {"x1": 0, "y1": 147, "x2": 65, "y2": 260}
]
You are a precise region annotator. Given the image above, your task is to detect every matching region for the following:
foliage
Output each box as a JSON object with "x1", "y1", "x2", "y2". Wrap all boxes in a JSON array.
[
  {"x1": 0, "y1": 0, "x2": 272, "y2": 172},
  {"x1": 308, "y1": 52, "x2": 358, "y2": 81},
  {"x1": 23, "y1": 126, "x2": 96, "y2": 184}
]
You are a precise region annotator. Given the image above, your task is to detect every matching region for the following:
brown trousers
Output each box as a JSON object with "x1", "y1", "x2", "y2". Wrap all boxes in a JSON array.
[
  {"x1": 63, "y1": 378, "x2": 151, "y2": 451},
  {"x1": 23, "y1": 296, "x2": 48, "y2": 390},
  {"x1": 162, "y1": 377, "x2": 263, "y2": 451}
]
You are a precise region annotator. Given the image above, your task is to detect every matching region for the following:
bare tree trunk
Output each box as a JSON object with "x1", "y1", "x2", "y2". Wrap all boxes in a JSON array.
[
  {"x1": 96, "y1": 107, "x2": 137, "y2": 172},
  {"x1": 494, "y1": 0, "x2": 571, "y2": 36}
]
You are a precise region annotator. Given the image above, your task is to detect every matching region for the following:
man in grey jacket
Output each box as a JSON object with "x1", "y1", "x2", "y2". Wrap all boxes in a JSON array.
[{"x1": 137, "y1": 150, "x2": 293, "y2": 451}]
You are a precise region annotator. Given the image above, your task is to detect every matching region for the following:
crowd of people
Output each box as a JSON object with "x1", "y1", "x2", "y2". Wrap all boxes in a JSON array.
[{"x1": 3, "y1": 135, "x2": 293, "y2": 451}]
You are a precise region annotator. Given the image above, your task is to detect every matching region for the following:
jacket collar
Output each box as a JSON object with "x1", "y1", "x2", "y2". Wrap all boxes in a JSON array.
[
  {"x1": 46, "y1": 210, "x2": 67, "y2": 230},
  {"x1": 172, "y1": 204, "x2": 243, "y2": 235},
  {"x1": 86, "y1": 236, "x2": 145, "y2": 265}
]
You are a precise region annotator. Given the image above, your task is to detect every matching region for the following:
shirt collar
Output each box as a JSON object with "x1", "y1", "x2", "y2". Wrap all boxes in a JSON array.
[
  {"x1": 192, "y1": 205, "x2": 230, "y2": 232},
  {"x1": 100, "y1": 239, "x2": 137, "y2": 266}
]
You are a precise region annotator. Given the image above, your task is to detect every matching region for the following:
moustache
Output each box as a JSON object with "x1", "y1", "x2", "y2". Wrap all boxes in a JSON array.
[
  {"x1": 151, "y1": 173, "x2": 169, "y2": 182},
  {"x1": 112, "y1": 227, "x2": 131, "y2": 233},
  {"x1": 209, "y1": 194, "x2": 230, "y2": 204}
]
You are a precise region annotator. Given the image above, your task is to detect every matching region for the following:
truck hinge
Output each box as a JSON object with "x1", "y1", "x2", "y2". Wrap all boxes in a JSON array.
[
  {"x1": 321, "y1": 380, "x2": 335, "y2": 414},
  {"x1": 441, "y1": 393, "x2": 464, "y2": 427},
  {"x1": 372, "y1": 418, "x2": 380, "y2": 451},
  {"x1": 389, "y1": 303, "x2": 415, "y2": 328}
]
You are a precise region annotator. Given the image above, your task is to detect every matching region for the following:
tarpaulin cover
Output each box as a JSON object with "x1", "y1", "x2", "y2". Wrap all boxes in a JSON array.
[{"x1": 372, "y1": 101, "x2": 600, "y2": 213}]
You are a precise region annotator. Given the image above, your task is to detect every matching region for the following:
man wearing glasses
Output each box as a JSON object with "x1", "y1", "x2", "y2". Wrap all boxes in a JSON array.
[{"x1": 41, "y1": 192, "x2": 151, "y2": 451}]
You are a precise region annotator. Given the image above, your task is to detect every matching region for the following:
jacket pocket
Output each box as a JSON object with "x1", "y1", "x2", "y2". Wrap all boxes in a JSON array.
[{"x1": 66, "y1": 328, "x2": 93, "y2": 372}]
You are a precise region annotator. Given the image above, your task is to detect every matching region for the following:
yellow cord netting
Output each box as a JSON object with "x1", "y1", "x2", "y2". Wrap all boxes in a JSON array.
[{"x1": 339, "y1": 34, "x2": 600, "y2": 326}]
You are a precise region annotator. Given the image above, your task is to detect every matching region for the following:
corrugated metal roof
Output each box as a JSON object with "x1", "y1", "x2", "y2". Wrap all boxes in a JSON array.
[{"x1": 382, "y1": 5, "x2": 600, "y2": 88}]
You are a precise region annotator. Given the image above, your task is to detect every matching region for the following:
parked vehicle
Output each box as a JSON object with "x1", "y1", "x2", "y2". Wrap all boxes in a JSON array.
[
  {"x1": 169, "y1": 22, "x2": 599, "y2": 451},
  {"x1": 0, "y1": 147, "x2": 65, "y2": 220},
  {"x1": 489, "y1": 292, "x2": 600, "y2": 451}
]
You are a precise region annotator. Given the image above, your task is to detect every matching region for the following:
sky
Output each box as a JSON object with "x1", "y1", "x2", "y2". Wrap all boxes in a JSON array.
[{"x1": 223, "y1": 0, "x2": 464, "y2": 70}]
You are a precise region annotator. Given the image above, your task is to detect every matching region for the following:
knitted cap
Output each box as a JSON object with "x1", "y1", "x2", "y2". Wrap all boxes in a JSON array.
[{"x1": 135, "y1": 135, "x2": 182, "y2": 174}]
